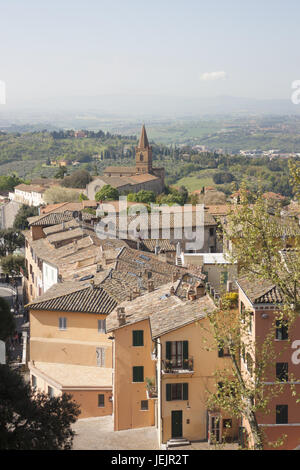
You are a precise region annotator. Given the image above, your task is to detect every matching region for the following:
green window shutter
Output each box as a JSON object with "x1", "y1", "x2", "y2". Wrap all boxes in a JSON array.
[
  {"x1": 218, "y1": 346, "x2": 224, "y2": 357},
  {"x1": 133, "y1": 330, "x2": 144, "y2": 346},
  {"x1": 183, "y1": 383, "x2": 189, "y2": 400},
  {"x1": 166, "y1": 384, "x2": 171, "y2": 401},
  {"x1": 220, "y1": 271, "x2": 228, "y2": 285},
  {"x1": 133, "y1": 366, "x2": 144, "y2": 382},
  {"x1": 166, "y1": 341, "x2": 171, "y2": 360},
  {"x1": 183, "y1": 341, "x2": 188, "y2": 360}
]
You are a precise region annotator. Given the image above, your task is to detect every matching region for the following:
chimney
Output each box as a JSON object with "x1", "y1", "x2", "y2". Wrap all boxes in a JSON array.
[
  {"x1": 170, "y1": 286, "x2": 175, "y2": 296},
  {"x1": 89, "y1": 280, "x2": 95, "y2": 289},
  {"x1": 96, "y1": 264, "x2": 102, "y2": 272},
  {"x1": 73, "y1": 240, "x2": 78, "y2": 251},
  {"x1": 195, "y1": 281, "x2": 205, "y2": 298},
  {"x1": 147, "y1": 280, "x2": 154, "y2": 292},
  {"x1": 117, "y1": 307, "x2": 126, "y2": 326},
  {"x1": 186, "y1": 286, "x2": 196, "y2": 301},
  {"x1": 132, "y1": 287, "x2": 141, "y2": 299}
]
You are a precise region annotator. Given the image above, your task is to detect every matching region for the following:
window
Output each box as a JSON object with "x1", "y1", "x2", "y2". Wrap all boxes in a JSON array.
[
  {"x1": 98, "y1": 319, "x2": 106, "y2": 333},
  {"x1": 141, "y1": 400, "x2": 148, "y2": 410},
  {"x1": 133, "y1": 366, "x2": 144, "y2": 383},
  {"x1": 166, "y1": 383, "x2": 188, "y2": 401},
  {"x1": 166, "y1": 341, "x2": 188, "y2": 368},
  {"x1": 96, "y1": 347, "x2": 105, "y2": 367},
  {"x1": 276, "y1": 405, "x2": 288, "y2": 424},
  {"x1": 223, "y1": 419, "x2": 232, "y2": 429},
  {"x1": 241, "y1": 302, "x2": 246, "y2": 323},
  {"x1": 133, "y1": 330, "x2": 144, "y2": 347},
  {"x1": 98, "y1": 394, "x2": 105, "y2": 408},
  {"x1": 209, "y1": 228, "x2": 215, "y2": 237},
  {"x1": 275, "y1": 320, "x2": 288, "y2": 340},
  {"x1": 31, "y1": 375, "x2": 37, "y2": 389},
  {"x1": 59, "y1": 317, "x2": 67, "y2": 330},
  {"x1": 218, "y1": 346, "x2": 230, "y2": 357},
  {"x1": 48, "y1": 386, "x2": 54, "y2": 397},
  {"x1": 246, "y1": 353, "x2": 253, "y2": 376},
  {"x1": 276, "y1": 363, "x2": 288, "y2": 382}
]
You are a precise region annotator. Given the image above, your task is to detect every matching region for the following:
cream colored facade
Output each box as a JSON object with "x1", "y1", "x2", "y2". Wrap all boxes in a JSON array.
[
  {"x1": 29, "y1": 308, "x2": 113, "y2": 418},
  {"x1": 113, "y1": 319, "x2": 156, "y2": 431},
  {"x1": 157, "y1": 317, "x2": 238, "y2": 445},
  {"x1": 110, "y1": 302, "x2": 239, "y2": 445}
]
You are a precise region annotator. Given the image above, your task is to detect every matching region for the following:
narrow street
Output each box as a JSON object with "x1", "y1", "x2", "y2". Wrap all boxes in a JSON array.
[{"x1": 0, "y1": 280, "x2": 27, "y2": 364}]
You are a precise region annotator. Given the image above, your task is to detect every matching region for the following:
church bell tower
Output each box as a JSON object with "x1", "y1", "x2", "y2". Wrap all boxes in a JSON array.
[{"x1": 135, "y1": 124, "x2": 152, "y2": 174}]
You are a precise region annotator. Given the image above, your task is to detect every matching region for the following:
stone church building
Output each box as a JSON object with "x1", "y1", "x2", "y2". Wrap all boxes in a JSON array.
[{"x1": 85, "y1": 125, "x2": 165, "y2": 199}]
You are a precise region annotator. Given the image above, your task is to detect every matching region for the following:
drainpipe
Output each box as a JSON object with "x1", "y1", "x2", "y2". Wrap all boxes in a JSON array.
[{"x1": 153, "y1": 338, "x2": 162, "y2": 447}]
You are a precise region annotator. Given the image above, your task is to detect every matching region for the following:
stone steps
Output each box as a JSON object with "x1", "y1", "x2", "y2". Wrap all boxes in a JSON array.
[{"x1": 166, "y1": 438, "x2": 190, "y2": 449}]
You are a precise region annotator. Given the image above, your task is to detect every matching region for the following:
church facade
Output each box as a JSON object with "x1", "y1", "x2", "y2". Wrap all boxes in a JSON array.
[{"x1": 85, "y1": 125, "x2": 165, "y2": 199}]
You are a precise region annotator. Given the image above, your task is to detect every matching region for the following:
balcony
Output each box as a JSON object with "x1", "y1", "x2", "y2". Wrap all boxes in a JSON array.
[
  {"x1": 146, "y1": 377, "x2": 158, "y2": 399},
  {"x1": 162, "y1": 357, "x2": 194, "y2": 374}
]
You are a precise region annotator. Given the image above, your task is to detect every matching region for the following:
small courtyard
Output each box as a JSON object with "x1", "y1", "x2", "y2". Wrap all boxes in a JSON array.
[{"x1": 72, "y1": 416, "x2": 238, "y2": 451}]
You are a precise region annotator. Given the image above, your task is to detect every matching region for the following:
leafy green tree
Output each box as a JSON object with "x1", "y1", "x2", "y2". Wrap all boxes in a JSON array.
[
  {"x1": 95, "y1": 185, "x2": 119, "y2": 201},
  {"x1": 0, "y1": 255, "x2": 25, "y2": 277},
  {"x1": 13, "y1": 205, "x2": 38, "y2": 231},
  {"x1": 0, "y1": 174, "x2": 23, "y2": 192},
  {"x1": 43, "y1": 187, "x2": 80, "y2": 204},
  {"x1": 54, "y1": 166, "x2": 68, "y2": 179},
  {"x1": 127, "y1": 190, "x2": 156, "y2": 204},
  {"x1": 79, "y1": 192, "x2": 88, "y2": 201},
  {"x1": 0, "y1": 365, "x2": 80, "y2": 449},
  {"x1": 61, "y1": 169, "x2": 91, "y2": 189}
]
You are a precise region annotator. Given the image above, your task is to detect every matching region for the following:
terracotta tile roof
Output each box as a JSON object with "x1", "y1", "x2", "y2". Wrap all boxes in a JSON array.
[
  {"x1": 43, "y1": 219, "x2": 80, "y2": 236},
  {"x1": 141, "y1": 239, "x2": 176, "y2": 252},
  {"x1": 262, "y1": 192, "x2": 286, "y2": 201},
  {"x1": 237, "y1": 277, "x2": 283, "y2": 304},
  {"x1": 104, "y1": 166, "x2": 136, "y2": 174},
  {"x1": 29, "y1": 212, "x2": 74, "y2": 226},
  {"x1": 27, "y1": 283, "x2": 118, "y2": 314},
  {"x1": 14, "y1": 184, "x2": 45, "y2": 193},
  {"x1": 150, "y1": 294, "x2": 216, "y2": 339},
  {"x1": 130, "y1": 174, "x2": 158, "y2": 183},
  {"x1": 106, "y1": 280, "x2": 215, "y2": 338}
]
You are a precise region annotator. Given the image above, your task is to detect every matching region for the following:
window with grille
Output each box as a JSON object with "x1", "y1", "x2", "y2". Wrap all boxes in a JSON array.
[
  {"x1": 275, "y1": 320, "x2": 288, "y2": 340},
  {"x1": 98, "y1": 394, "x2": 105, "y2": 407},
  {"x1": 98, "y1": 319, "x2": 106, "y2": 333},
  {"x1": 166, "y1": 341, "x2": 188, "y2": 368},
  {"x1": 141, "y1": 400, "x2": 148, "y2": 410},
  {"x1": 276, "y1": 405, "x2": 288, "y2": 424},
  {"x1": 59, "y1": 317, "x2": 67, "y2": 330},
  {"x1": 96, "y1": 347, "x2": 105, "y2": 367},
  {"x1": 276, "y1": 363, "x2": 288, "y2": 382}
]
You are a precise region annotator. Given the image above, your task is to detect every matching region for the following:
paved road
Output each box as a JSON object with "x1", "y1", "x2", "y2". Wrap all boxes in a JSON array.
[{"x1": 72, "y1": 416, "x2": 159, "y2": 450}]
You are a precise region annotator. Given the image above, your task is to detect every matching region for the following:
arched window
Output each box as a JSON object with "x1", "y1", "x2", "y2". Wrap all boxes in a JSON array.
[{"x1": 140, "y1": 153, "x2": 144, "y2": 161}]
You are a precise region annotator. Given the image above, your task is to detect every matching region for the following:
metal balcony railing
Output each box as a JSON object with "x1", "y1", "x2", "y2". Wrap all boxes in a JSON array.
[{"x1": 162, "y1": 357, "x2": 194, "y2": 373}]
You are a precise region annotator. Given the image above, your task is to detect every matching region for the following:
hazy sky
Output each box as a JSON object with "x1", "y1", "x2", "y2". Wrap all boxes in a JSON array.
[{"x1": 0, "y1": 0, "x2": 300, "y2": 107}]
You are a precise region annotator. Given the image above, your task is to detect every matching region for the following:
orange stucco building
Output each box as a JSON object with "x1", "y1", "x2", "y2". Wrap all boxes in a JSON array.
[
  {"x1": 107, "y1": 277, "x2": 239, "y2": 446},
  {"x1": 27, "y1": 283, "x2": 117, "y2": 418},
  {"x1": 237, "y1": 277, "x2": 300, "y2": 450}
]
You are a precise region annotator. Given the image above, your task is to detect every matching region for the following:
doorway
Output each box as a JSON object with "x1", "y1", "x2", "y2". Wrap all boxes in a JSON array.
[{"x1": 171, "y1": 410, "x2": 183, "y2": 438}]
